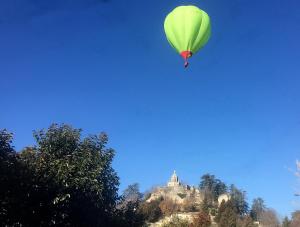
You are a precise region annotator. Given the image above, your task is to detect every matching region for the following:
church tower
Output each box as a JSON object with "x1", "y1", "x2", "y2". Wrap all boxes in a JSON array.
[{"x1": 167, "y1": 170, "x2": 181, "y2": 187}]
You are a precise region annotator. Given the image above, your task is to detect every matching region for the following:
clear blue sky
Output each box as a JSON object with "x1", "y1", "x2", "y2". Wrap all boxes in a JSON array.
[{"x1": 1, "y1": 0, "x2": 300, "y2": 217}]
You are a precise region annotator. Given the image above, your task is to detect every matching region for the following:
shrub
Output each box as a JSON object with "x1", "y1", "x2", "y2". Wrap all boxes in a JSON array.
[
  {"x1": 159, "y1": 198, "x2": 179, "y2": 216},
  {"x1": 191, "y1": 211, "x2": 211, "y2": 227},
  {"x1": 177, "y1": 193, "x2": 187, "y2": 199},
  {"x1": 237, "y1": 215, "x2": 258, "y2": 227},
  {"x1": 139, "y1": 199, "x2": 162, "y2": 223},
  {"x1": 182, "y1": 198, "x2": 198, "y2": 212},
  {"x1": 161, "y1": 215, "x2": 190, "y2": 227}
]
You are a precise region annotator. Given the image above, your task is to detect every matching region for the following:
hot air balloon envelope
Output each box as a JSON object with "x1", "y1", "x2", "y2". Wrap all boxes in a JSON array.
[{"x1": 164, "y1": 5, "x2": 211, "y2": 67}]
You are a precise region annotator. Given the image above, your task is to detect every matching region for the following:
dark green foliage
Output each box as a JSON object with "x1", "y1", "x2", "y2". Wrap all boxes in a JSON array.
[
  {"x1": 199, "y1": 174, "x2": 227, "y2": 205},
  {"x1": 201, "y1": 196, "x2": 210, "y2": 214},
  {"x1": 122, "y1": 183, "x2": 143, "y2": 202},
  {"x1": 0, "y1": 129, "x2": 14, "y2": 155},
  {"x1": 215, "y1": 200, "x2": 238, "y2": 227},
  {"x1": 210, "y1": 207, "x2": 217, "y2": 216},
  {"x1": 117, "y1": 183, "x2": 145, "y2": 227},
  {"x1": 177, "y1": 193, "x2": 186, "y2": 199},
  {"x1": 215, "y1": 200, "x2": 226, "y2": 223},
  {"x1": 143, "y1": 192, "x2": 151, "y2": 201},
  {"x1": 229, "y1": 184, "x2": 249, "y2": 216},
  {"x1": 116, "y1": 201, "x2": 145, "y2": 227},
  {"x1": 0, "y1": 130, "x2": 19, "y2": 225},
  {"x1": 0, "y1": 130, "x2": 46, "y2": 226},
  {"x1": 199, "y1": 174, "x2": 227, "y2": 197},
  {"x1": 213, "y1": 195, "x2": 262, "y2": 227},
  {"x1": 0, "y1": 124, "x2": 121, "y2": 226},
  {"x1": 0, "y1": 129, "x2": 16, "y2": 192},
  {"x1": 0, "y1": 130, "x2": 15, "y2": 186},
  {"x1": 250, "y1": 197, "x2": 266, "y2": 221}
]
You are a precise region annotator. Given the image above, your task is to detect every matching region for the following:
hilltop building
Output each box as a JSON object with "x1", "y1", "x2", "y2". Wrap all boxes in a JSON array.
[
  {"x1": 167, "y1": 171, "x2": 181, "y2": 187},
  {"x1": 147, "y1": 171, "x2": 203, "y2": 205}
]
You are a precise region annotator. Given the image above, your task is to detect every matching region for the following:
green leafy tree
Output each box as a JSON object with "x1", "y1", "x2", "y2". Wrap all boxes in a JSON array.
[
  {"x1": 0, "y1": 130, "x2": 53, "y2": 226},
  {"x1": 31, "y1": 124, "x2": 120, "y2": 226},
  {"x1": 250, "y1": 197, "x2": 266, "y2": 221},
  {"x1": 0, "y1": 129, "x2": 15, "y2": 191},
  {"x1": 0, "y1": 129, "x2": 14, "y2": 155},
  {"x1": 0, "y1": 129, "x2": 18, "y2": 225},
  {"x1": 0, "y1": 124, "x2": 121, "y2": 226}
]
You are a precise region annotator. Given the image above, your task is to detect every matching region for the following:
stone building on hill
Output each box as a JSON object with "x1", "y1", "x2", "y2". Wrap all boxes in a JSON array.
[
  {"x1": 147, "y1": 171, "x2": 232, "y2": 227},
  {"x1": 167, "y1": 171, "x2": 181, "y2": 187},
  {"x1": 147, "y1": 171, "x2": 203, "y2": 206}
]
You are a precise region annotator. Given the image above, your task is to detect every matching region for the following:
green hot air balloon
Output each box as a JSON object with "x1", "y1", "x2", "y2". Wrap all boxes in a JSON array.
[{"x1": 164, "y1": 5, "x2": 211, "y2": 67}]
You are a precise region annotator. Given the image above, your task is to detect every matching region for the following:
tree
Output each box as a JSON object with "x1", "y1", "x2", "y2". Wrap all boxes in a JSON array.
[
  {"x1": 259, "y1": 209, "x2": 280, "y2": 227},
  {"x1": 237, "y1": 215, "x2": 258, "y2": 227},
  {"x1": 32, "y1": 124, "x2": 120, "y2": 226},
  {"x1": 215, "y1": 200, "x2": 238, "y2": 227},
  {"x1": 290, "y1": 211, "x2": 300, "y2": 227},
  {"x1": 0, "y1": 129, "x2": 14, "y2": 155},
  {"x1": 0, "y1": 129, "x2": 15, "y2": 190},
  {"x1": 117, "y1": 183, "x2": 144, "y2": 227},
  {"x1": 191, "y1": 211, "x2": 211, "y2": 227},
  {"x1": 122, "y1": 183, "x2": 143, "y2": 204},
  {"x1": 119, "y1": 183, "x2": 143, "y2": 212},
  {"x1": 199, "y1": 174, "x2": 227, "y2": 204},
  {"x1": 0, "y1": 129, "x2": 19, "y2": 225},
  {"x1": 0, "y1": 129, "x2": 58, "y2": 226},
  {"x1": 0, "y1": 124, "x2": 121, "y2": 226},
  {"x1": 250, "y1": 197, "x2": 266, "y2": 221},
  {"x1": 182, "y1": 197, "x2": 197, "y2": 212},
  {"x1": 139, "y1": 199, "x2": 162, "y2": 223},
  {"x1": 215, "y1": 200, "x2": 226, "y2": 223},
  {"x1": 201, "y1": 196, "x2": 210, "y2": 214},
  {"x1": 230, "y1": 184, "x2": 249, "y2": 215},
  {"x1": 0, "y1": 129, "x2": 16, "y2": 186},
  {"x1": 282, "y1": 216, "x2": 291, "y2": 227}
]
